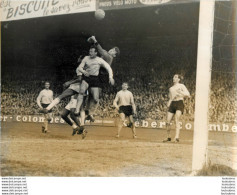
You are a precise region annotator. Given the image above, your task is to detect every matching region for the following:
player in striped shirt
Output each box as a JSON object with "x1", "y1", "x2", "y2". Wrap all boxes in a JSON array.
[
  {"x1": 163, "y1": 74, "x2": 190, "y2": 143},
  {"x1": 37, "y1": 81, "x2": 53, "y2": 133},
  {"x1": 113, "y1": 82, "x2": 137, "y2": 138}
]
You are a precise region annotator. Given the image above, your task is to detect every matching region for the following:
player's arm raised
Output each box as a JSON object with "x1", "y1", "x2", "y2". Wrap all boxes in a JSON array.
[
  {"x1": 36, "y1": 92, "x2": 43, "y2": 109},
  {"x1": 99, "y1": 58, "x2": 114, "y2": 85},
  {"x1": 89, "y1": 36, "x2": 111, "y2": 59}
]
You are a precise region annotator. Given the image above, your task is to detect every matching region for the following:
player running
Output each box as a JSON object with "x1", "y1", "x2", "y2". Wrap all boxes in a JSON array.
[
  {"x1": 84, "y1": 36, "x2": 120, "y2": 122},
  {"x1": 60, "y1": 94, "x2": 87, "y2": 138},
  {"x1": 163, "y1": 74, "x2": 190, "y2": 143},
  {"x1": 113, "y1": 82, "x2": 137, "y2": 139},
  {"x1": 37, "y1": 81, "x2": 53, "y2": 133},
  {"x1": 74, "y1": 46, "x2": 115, "y2": 115}
]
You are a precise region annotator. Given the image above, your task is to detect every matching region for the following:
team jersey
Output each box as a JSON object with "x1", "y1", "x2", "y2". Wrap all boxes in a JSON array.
[
  {"x1": 78, "y1": 56, "x2": 113, "y2": 78},
  {"x1": 114, "y1": 90, "x2": 135, "y2": 107},
  {"x1": 169, "y1": 83, "x2": 190, "y2": 101},
  {"x1": 96, "y1": 45, "x2": 114, "y2": 81},
  {"x1": 37, "y1": 89, "x2": 53, "y2": 104},
  {"x1": 100, "y1": 53, "x2": 113, "y2": 75}
]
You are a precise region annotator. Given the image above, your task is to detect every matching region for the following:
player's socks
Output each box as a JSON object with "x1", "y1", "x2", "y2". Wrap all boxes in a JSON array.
[
  {"x1": 72, "y1": 126, "x2": 80, "y2": 136},
  {"x1": 61, "y1": 116, "x2": 73, "y2": 126},
  {"x1": 70, "y1": 113, "x2": 81, "y2": 127},
  {"x1": 77, "y1": 126, "x2": 85, "y2": 134},
  {"x1": 86, "y1": 115, "x2": 95, "y2": 122},
  {"x1": 72, "y1": 124, "x2": 78, "y2": 129},
  {"x1": 46, "y1": 98, "x2": 60, "y2": 110}
]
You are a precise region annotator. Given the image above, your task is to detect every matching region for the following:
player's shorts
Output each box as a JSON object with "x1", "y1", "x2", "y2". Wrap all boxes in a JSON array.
[
  {"x1": 119, "y1": 105, "x2": 133, "y2": 117},
  {"x1": 41, "y1": 103, "x2": 52, "y2": 113},
  {"x1": 83, "y1": 75, "x2": 102, "y2": 88},
  {"x1": 69, "y1": 83, "x2": 80, "y2": 93},
  {"x1": 168, "y1": 100, "x2": 184, "y2": 114},
  {"x1": 99, "y1": 73, "x2": 109, "y2": 85},
  {"x1": 65, "y1": 99, "x2": 77, "y2": 110}
]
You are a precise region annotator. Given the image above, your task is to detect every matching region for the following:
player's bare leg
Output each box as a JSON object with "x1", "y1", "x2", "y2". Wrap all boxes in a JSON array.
[
  {"x1": 43, "y1": 113, "x2": 52, "y2": 133},
  {"x1": 75, "y1": 81, "x2": 89, "y2": 115},
  {"x1": 40, "y1": 89, "x2": 77, "y2": 114},
  {"x1": 174, "y1": 110, "x2": 182, "y2": 143},
  {"x1": 128, "y1": 115, "x2": 137, "y2": 138},
  {"x1": 86, "y1": 87, "x2": 101, "y2": 122},
  {"x1": 163, "y1": 112, "x2": 174, "y2": 142},
  {"x1": 70, "y1": 108, "x2": 83, "y2": 136},
  {"x1": 79, "y1": 109, "x2": 87, "y2": 139},
  {"x1": 42, "y1": 114, "x2": 48, "y2": 133},
  {"x1": 84, "y1": 94, "x2": 95, "y2": 122},
  {"x1": 116, "y1": 113, "x2": 125, "y2": 138}
]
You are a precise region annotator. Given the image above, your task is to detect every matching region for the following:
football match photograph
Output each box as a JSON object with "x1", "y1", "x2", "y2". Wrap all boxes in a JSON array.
[{"x1": 1, "y1": 0, "x2": 236, "y2": 183}]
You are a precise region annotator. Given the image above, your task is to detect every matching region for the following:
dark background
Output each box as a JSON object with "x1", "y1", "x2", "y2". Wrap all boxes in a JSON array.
[{"x1": 2, "y1": 3, "x2": 199, "y2": 81}]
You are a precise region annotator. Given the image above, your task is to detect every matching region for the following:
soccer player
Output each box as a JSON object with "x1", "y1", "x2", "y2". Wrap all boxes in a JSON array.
[
  {"x1": 74, "y1": 46, "x2": 114, "y2": 115},
  {"x1": 37, "y1": 81, "x2": 53, "y2": 133},
  {"x1": 163, "y1": 74, "x2": 190, "y2": 143},
  {"x1": 83, "y1": 36, "x2": 120, "y2": 121},
  {"x1": 60, "y1": 94, "x2": 87, "y2": 138},
  {"x1": 39, "y1": 56, "x2": 84, "y2": 114},
  {"x1": 113, "y1": 82, "x2": 137, "y2": 138}
]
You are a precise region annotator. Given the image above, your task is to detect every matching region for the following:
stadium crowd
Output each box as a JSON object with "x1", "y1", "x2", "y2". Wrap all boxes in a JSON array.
[{"x1": 1, "y1": 48, "x2": 236, "y2": 123}]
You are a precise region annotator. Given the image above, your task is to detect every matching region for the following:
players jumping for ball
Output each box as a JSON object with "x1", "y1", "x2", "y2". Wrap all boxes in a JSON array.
[
  {"x1": 163, "y1": 74, "x2": 190, "y2": 143},
  {"x1": 37, "y1": 81, "x2": 53, "y2": 133},
  {"x1": 113, "y1": 82, "x2": 137, "y2": 138},
  {"x1": 74, "y1": 46, "x2": 115, "y2": 115},
  {"x1": 39, "y1": 55, "x2": 84, "y2": 115},
  {"x1": 84, "y1": 36, "x2": 120, "y2": 122}
]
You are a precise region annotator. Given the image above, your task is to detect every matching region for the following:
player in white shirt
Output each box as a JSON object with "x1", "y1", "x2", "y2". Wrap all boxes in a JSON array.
[
  {"x1": 113, "y1": 82, "x2": 137, "y2": 138},
  {"x1": 74, "y1": 46, "x2": 114, "y2": 115},
  {"x1": 83, "y1": 35, "x2": 120, "y2": 122},
  {"x1": 37, "y1": 81, "x2": 53, "y2": 133},
  {"x1": 61, "y1": 94, "x2": 87, "y2": 139},
  {"x1": 163, "y1": 74, "x2": 190, "y2": 143}
]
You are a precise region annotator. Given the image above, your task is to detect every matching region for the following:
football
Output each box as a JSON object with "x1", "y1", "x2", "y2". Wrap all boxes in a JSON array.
[{"x1": 95, "y1": 9, "x2": 105, "y2": 20}]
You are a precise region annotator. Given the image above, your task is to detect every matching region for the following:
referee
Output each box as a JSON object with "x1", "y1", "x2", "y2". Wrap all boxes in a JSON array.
[{"x1": 113, "y1": 82, "x2": 137, "y2": 138}]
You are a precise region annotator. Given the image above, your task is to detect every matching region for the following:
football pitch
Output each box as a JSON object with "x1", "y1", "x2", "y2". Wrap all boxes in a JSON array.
[{"x1": 1, "y1": 122, "x2": 236, "y2": 176}]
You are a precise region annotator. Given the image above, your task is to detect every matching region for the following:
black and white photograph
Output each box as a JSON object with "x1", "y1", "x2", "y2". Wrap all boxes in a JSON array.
[{"x1": 0, "y1": 0, "x2": 236, "y2": 193}]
